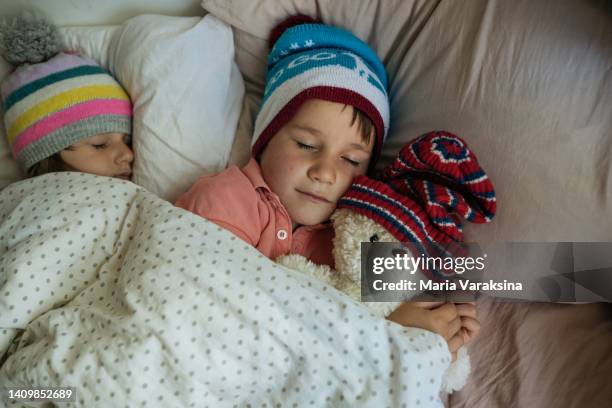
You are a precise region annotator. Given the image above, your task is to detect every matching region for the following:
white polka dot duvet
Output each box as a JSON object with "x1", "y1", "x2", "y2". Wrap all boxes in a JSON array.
[{"x1": 0, "y1": 173, "x2": 451, "y2": 407}]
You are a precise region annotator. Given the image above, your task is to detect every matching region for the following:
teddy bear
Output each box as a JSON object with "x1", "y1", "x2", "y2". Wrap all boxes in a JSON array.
[{"x1": 277, "y1": 131, "x2": 497, "y2": 392}]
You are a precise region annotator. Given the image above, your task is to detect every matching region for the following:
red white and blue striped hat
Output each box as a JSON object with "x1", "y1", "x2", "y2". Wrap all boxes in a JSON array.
[
  {"x1": 338, "y1": 131, "x2": 497, "y2": 279},
  {"x1": 252, "y1": 15, "x2": 390, "y2": 168}
]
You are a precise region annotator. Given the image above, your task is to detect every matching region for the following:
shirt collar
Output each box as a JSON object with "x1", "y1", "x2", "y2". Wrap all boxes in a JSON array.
[{"x1": 242, "y1": 157, "x2": 271, "y2": 192}]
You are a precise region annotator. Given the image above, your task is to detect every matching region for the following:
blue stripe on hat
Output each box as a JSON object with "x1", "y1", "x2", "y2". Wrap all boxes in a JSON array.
[
  {"x1": 472, "y1": 190, "x2": 497, "y2": 199},
  {"x1": 270, "y1": 24, "x2": 387, "y2": 88},
  {"x1": 431, "y1": 216, "x2": 455, "y2": 226},
  {"x1": 263, "y1": 23, "x2": 388, "y2": 105},
  {"x1": 460, "y1": 169, "x2": 486, "y2": 183},
  {"x1": 465, "y1": 206, "x2": 475, "y2": 222},
  {"x1": 263, "y1": 48, "x2": 381, "y2": 101},
  {"x1": 263, "y1": 47, "x2": 387, "y2": 106}
]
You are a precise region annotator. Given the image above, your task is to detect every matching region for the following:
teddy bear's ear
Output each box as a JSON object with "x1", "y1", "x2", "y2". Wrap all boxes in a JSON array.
[{"x1": 381, "y1": 131, "x2": 496, "y2": 240}]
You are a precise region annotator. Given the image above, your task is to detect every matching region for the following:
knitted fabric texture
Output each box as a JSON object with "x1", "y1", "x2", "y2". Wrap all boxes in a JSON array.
[
  {"x1": 1, "y1": 52, "x2": 132, "y2": 171},
  {"x1": 338, "y1": 131, "x2": 497, "y2": 280},
  {"x1": 251, "y1": 17, "x2": 390, "y2": 168}
]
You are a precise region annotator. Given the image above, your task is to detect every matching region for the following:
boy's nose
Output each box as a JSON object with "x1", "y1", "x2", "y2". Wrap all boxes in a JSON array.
[{"x1": 308, "y1": 157, "x2": 336, "y2": 184}]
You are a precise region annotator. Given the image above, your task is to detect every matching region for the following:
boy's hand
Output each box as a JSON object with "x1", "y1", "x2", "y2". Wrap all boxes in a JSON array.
[{"x1": 387, "y1": 302, "x2": 464, "y2": 362}]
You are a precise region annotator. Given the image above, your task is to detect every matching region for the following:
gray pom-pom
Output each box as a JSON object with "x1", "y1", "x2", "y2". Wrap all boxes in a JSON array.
[{"x1": 0, "y1": 10, "x2": 62, "y2": 65}]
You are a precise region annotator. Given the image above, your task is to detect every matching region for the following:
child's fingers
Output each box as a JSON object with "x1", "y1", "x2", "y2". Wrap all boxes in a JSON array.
[
  {"x1": 460, "y1": 316, "x2": 481, "y2": 343},
  {"x1": 447, "y1": 333, "x2": 464, "y2": 355},
  {"x1": 442, "y1": 316, "x2": 462, "y2": 341},
  {"x1": 455, "y1": 303, "x2": 477, "y2": 318},
  {"x1": 410, "y1": 301, "x2": 445, "y2": 310},
  {"x1": 460, "y1": 316, "x2": 480, "y2": 332},
  {"x1": 431, "y1": 302, "x2": 458, "y2": 322}
]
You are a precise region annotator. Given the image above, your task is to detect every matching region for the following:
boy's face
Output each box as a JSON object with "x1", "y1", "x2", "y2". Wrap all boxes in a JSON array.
[
  {"x1": 260, "y1": 99, "x2": 374, "y2": 228},
  {"x1": 60, "y1": 132, "x2": 134, "y2": 180}
]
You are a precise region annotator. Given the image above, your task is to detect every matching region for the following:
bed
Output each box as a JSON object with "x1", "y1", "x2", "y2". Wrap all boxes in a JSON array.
[{"x1": 1, "y1": 0, "x2": 611, "y2": 407}]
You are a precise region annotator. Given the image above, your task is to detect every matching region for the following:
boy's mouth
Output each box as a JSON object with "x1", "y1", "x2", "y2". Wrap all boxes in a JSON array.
[{"x1": 296, "y1": 189, "x2": 332, "y2": 204}]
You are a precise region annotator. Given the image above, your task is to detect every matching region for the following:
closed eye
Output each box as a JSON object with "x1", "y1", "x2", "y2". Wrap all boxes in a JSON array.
[
  {"x1": 297, "y1": 141, "x2": 316, "y2": 150},
  {"x1": 92, "y1": 143, "x2": 107, "y2": 150},
  {"x1": 343, "y1": 157, "x2": 360, "y2": 167}
]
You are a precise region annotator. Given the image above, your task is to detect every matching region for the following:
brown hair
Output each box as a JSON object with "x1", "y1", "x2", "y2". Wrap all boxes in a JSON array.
[
  {"x1": 346, "y1": 105, "x2": 375, "y2": 146},
  {"x1": 27, "y1": 153, "x2": 66, "y2": 177}
]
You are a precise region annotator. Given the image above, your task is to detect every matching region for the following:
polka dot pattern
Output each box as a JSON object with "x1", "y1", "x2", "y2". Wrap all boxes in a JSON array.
[{"x1": 0, "y1": 173, "x2": 449, "y2": 407}]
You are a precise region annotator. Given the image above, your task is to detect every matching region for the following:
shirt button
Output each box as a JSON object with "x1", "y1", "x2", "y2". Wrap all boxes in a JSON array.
[{"x1": 277, "y1": 229, "x2": 287, "y2": 240}]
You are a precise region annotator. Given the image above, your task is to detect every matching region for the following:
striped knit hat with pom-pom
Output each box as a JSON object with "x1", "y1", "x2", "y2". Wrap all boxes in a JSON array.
[
  {"x1": 0, "y1": 11, "x2": 132, "y2": 172},
  {"x1": 338, "y1": 131, "x2": 496, "y2": 280},
  {"x1": 252, "y1": 15, "x2": 390, "y2": 169}
]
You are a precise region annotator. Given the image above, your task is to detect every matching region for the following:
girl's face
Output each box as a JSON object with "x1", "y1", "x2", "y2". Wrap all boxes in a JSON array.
[{"x1": 60, "y1": 132, "x2": 134, "y2": 180}]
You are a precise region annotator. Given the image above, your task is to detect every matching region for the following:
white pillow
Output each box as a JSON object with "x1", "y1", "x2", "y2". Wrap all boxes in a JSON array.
[{"x1": 0, "y1": 14, "x2": 244, "y2": 202}]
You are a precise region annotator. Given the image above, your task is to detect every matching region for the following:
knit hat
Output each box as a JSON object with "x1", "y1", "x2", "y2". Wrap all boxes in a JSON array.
[
  {"x1": 252, "y1": 15, "x2": 390, "y2": 168},
  {"x1": 338, "y1": 131, "x2": 497, "y2": 280},
  {"x1": 0, "y1": 12, "x2": 132, "y2": 172}
]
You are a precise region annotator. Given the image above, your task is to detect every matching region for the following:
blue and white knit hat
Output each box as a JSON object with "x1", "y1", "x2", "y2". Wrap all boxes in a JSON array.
[{"x1": 252, "y1": 15, "x2": 390, "y2": 167}]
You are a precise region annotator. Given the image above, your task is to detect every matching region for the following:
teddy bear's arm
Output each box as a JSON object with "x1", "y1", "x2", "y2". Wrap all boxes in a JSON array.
[{"x1": 276, "y1": 254, "x2": 338, "y2": 287}]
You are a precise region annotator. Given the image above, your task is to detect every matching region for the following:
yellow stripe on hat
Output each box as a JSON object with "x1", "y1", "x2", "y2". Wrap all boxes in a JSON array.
[
  {"x1": 7, "y1": 84, "x2": 130, "y2": 143},
  {"x1": 4, "y1": 74, "x2": 123, "y2": 128}
]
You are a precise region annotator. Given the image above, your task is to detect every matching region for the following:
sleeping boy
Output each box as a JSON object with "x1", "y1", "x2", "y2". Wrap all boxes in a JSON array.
[{"x1": 176, "y1": 15, "x2": 478, "y2": 360}]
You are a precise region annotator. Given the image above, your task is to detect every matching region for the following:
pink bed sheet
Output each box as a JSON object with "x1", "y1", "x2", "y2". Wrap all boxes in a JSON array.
[{"x1": 449, "y1": 298, "x2": 612, "y2": 407}]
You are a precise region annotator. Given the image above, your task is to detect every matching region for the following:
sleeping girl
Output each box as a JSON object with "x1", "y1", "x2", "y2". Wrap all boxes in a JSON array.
[{"x1": 0, "y1": 12, "x2": 133, "y2": 179}]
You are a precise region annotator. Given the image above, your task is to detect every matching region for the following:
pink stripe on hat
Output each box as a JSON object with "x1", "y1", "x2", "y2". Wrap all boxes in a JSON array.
[{"x1": 12, "y1": 99, "x2": 132, "y2": 156}]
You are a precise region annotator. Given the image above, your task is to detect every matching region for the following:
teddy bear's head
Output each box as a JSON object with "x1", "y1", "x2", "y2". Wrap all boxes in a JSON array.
[
  {"x1": 333, "y1": 131, "x2": 498, "y2": 298},
  {"x1": 330, "y1": 208, "x2": 396, "y2": 285}
]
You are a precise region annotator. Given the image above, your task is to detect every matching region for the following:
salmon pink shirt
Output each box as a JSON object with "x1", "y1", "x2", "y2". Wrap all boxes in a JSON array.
[{"x1": 175, "y1": 158, "x2": 335, "y2": 267}]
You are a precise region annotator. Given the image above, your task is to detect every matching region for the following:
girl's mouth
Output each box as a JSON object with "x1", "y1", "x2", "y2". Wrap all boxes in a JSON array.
[{"x1": 116, "y1": 172, "x2": 132, "y2": 180}]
